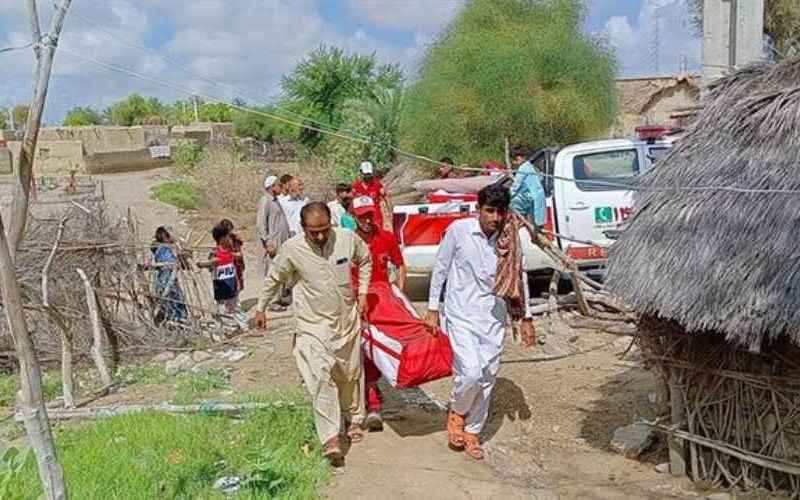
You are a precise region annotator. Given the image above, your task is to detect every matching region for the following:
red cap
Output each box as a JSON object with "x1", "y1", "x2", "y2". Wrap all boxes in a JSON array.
[{"x1": 351, "y1": 195, "x2": 376, "y2": 216}]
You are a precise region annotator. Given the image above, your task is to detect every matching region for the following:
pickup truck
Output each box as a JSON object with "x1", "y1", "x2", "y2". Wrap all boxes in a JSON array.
[{"x1": 392, "y1": 130, "x2": 675, "y2": 280}]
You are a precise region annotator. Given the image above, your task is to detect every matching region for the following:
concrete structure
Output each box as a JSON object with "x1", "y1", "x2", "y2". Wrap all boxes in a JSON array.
[
  {"x1": 702, "y1": 0, "x2": 765, "y2": 81},
  {"x1": 5, "y1": 125, "x2": 172, "y2": 175},
  {"x1": 611, "y1": 74, "x2": 701, "y2": 137},
  {"x1": 171, "y1": 122, "x2": 233, "y2": 147}
]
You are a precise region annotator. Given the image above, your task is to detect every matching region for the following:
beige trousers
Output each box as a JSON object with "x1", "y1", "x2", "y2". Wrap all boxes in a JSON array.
[{"x1": 293, "y1": 332, "x2": 364, "y2": 443}]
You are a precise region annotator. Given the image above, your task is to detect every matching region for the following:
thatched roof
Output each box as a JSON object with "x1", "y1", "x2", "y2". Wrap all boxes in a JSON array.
[{"x1": 606, "y1": 57, "x2": 800, "y2": 349}]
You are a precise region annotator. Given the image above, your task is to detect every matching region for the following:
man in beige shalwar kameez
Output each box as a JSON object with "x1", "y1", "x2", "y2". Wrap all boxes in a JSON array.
[{"x1": 254, "y1": 202, "x2": 371, "y2": 464}]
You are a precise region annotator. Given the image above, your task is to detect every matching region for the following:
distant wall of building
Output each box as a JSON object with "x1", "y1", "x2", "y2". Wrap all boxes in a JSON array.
[
  {"x1": 611, "y1": 74, "x2": 701, "y2": 137},
  {"x1": 7, "y1": 140, "x2": 85, "y2": 174},
  {"x1": 171, "y1": 122, "x2": 233, "y2": 147},
  {"x1": 5, "y1": 125, "x2": 173, "y2": 175}
]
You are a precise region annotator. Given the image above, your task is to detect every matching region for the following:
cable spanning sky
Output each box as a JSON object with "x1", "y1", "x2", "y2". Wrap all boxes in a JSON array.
[{"x1": 0, "y1": 0, "x2": 699, "y2": 123}]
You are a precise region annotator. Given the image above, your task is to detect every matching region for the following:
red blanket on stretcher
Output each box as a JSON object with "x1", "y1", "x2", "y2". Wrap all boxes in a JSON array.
[{"x1": 361, "y1": 282, "x2": 453, "y2": 388}]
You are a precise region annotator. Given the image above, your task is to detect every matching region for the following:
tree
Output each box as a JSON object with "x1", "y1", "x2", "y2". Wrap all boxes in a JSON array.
[
  {"x1": 63, "y1": 106, "x2": 102, "y2": 126},
  {"x1": 12, "y1": 105, "x2": 30, "y2": 130},
  {"x1": 281, "y1": 45, "x2": 404, "y2": 148},
  {"x1": 688, "y1": 0, "x2": 800, "y2": 57},
  {"x1": 4, "y1": 1, "x2": 72, "y2": 498},
  {"x1": 0, "y1": 110, "x2": 6, "y2": 130},
  {"x1": 400, "y1": 0, "x2": 618, "y2": 163},
  {"x1": 104, "y1": 94, "x2": 167, "y2": 126},
  {"x1": 326, "y1": 86, "x2": 404, "y2": 181},
  {"x1": 232, "y1": 104, "x2": 300, "y2": 143}
]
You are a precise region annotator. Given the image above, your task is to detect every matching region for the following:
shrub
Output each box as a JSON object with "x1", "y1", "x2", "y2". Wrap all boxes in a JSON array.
[
  {"x1": 171, "y1": 140, "x2": 205, "y2": 171},
  {"x1": 400, "y1": 0, "x2": 618, "y2": 163}
]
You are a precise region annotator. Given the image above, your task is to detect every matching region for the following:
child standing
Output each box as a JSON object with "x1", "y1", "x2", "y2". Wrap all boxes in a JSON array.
[
  {"x1": 200, "y1": 225, "x2": 248, "y2": 331},
  {"x1": 218, "y1": 219, "x2": 245, "y2": 292}
]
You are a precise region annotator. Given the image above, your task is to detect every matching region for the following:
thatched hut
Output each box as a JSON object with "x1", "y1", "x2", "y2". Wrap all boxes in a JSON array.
[{"x1": 606, "y1": 56, "x2": 800, "y2": 494}]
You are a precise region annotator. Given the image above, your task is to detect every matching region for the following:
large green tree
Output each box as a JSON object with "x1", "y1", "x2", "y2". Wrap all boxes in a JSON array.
[
  {"x1": 400, "y1": 0, "x2": 618, "y2": 163},
  {"x1": 63, "y1": 106, "x2": 102, "y2": 126},
  {"x1": 0, "y1": 110, "x2": 6, "y2": 130},
  {"x1": 688, "y1": 0, "x2": 800, "y2": 57},
  {"x1": 281, "y1": 45, "x2": 403, "y2": 148},
  {"x1": 104, "y1": 94, "x2": 168, "y2": 126}
]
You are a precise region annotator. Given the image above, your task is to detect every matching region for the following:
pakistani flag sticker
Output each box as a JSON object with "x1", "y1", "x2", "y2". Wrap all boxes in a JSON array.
[{"x1": 595, "y1": 206, "x2": 613, "y2": 223}]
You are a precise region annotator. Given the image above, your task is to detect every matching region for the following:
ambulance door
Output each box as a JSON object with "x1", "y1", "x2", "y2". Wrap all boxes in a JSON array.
[{"x1": 554, "y1": 146, "x2": 640, "y2": 259}]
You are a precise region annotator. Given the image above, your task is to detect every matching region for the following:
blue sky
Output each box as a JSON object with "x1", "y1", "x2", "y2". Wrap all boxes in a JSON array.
[{"x1": 0, "y1": 0, "x2": 699, "y2": 123}]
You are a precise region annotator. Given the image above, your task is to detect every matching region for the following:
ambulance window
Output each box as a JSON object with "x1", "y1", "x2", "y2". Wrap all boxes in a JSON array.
[
  {"x1": 573, "y1": 149, "x2": 639, "y2": 191},
  {"x1": 646, "y1": 147, "x2": 670, "y2": 168}
]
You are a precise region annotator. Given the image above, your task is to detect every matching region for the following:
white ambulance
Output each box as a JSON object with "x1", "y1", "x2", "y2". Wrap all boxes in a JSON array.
[{"x1": 392, "y1": 127, "x2": 675, "y2": 280}]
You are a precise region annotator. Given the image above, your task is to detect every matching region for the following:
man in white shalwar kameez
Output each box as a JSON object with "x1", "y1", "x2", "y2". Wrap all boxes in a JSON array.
[{"x1": 426, "y1": 184, "x2": 535, "y2": 460}]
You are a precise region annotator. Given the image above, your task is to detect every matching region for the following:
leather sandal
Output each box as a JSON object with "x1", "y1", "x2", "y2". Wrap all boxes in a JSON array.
[
  {"x1": 463, "y1": 433, "x2": 484, "y2": 461},
  {"x1": 347, "y1": 422, "x2": 365, "y2": 444},
  {"x1": 447, "y1": 410, "x2": 466, "y2": 449},
  {"x1": 323, "y1": 436, "x2": 343, "y2": 466}
]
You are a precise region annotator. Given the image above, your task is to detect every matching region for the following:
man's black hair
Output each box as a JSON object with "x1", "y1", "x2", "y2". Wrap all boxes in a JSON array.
[
  {"x1": 300, "y1": 201, "x2": 332, "y2": 226},
  {"x1": 477, "y1": 184, "x2": 511, "y2": 210},
  {"x1": 279, "y1": 174, "x2": 294, "y2": 186},
  {"x1": 336, "y1": 183, "x2": 351, "y2": 194},
  {"x1": 211, "y1": 224, "x2": 228, "y2": 244},
  {"x1": 510, "y1": 145, "x2": 532, "y2": 159},
  {"x1": 439, "y1": 157, "x2": 454, "y2": 165}
]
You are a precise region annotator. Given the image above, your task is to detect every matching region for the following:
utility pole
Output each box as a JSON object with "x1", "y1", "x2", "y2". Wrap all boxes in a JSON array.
[
  {"x1": 702, "y1": 0, "x2": 764, "y2": 81},
  {"x1": 192, "y1": 95, "x2": 200, "y2": 122},
  {"x1": 1, "y1": 1, "x2": 73, "y2": 499}
]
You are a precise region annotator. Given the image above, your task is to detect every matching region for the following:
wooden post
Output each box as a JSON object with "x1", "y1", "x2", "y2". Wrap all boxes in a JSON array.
[
  {"x1": 8, "y1": 0, "x2": 73, "y2": 256},
  {"x1": 0, "y1": 2, "x2": 73, "y2": 499},
  {"x1": 45, "y1": 307, "x2": 74, "y2": 408},
  {"x1": 0, "y1": 216, "x2": 66, "y2": 499},
  {"x1": 668, "y1": 370, "x2": 687, "y2": 476},
  {"x1": 76, "y1": 268, "x2": 113, "y2": 387}
]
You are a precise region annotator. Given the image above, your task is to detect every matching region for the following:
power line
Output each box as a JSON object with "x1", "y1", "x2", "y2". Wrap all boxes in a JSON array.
[
  {"x1": 66, "y1": 10, "x2": 374, "y2": 141},
  {"x1": 0, "y1": 42, "x2": 34, "y2": 54},
  {"x1": 56, "y1": 48, "x2": 800, "y2": 196}
]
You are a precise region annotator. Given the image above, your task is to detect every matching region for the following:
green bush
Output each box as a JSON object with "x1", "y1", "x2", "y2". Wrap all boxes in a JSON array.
[
  {"x1": 400, "y1": 0, "x2": 618, "y2": 163},
  {"x1": 6, "y1": 393, "x2": 329, "y2": 499},
  {"x1": 151, "y1": 180, "x2": 204, "y2": 210},
  {"x1": 171, "y1": 140, "x2": 205, "y2": 170}
]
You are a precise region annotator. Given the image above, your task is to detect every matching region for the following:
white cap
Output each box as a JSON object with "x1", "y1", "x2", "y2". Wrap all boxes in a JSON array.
[
  {"x1": 263, "y1": 175, "x2": 278, "y2": 189},
  {"x1": 360, "y1": 161, "x2": 374, "y2": 175}
]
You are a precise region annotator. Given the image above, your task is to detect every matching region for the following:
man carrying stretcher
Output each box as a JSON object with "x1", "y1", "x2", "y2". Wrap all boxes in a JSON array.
[
  {"x1": 350, "y1": 195, "x2": 407, "y2": 431},
  {"x1": 426, "y1": 184, "x2": 535, "y2": 460}
]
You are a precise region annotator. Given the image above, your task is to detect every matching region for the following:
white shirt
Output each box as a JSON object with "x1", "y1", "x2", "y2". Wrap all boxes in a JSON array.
[
  {"x1": 428, "y1": 218, "x2": 530, "y2": 348},
  {"x1": 327, "y1": 200, "x2": 346, "y2": 226},
  {"x1": 279, "y1": 194, "x2": 309, "y2": 236}
]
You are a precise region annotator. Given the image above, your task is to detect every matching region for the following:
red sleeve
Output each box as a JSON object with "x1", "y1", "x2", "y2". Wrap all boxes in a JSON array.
[{"x1": 384, "y1": 231, "x2": 404, "y2": 266}]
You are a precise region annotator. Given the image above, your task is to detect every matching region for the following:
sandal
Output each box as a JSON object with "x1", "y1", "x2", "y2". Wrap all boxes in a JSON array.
[
  {"x1": 446, "y1": 410, "x2": 466, "y2": 449},
  {"x1": 346, "y1": 422, "x2": 365, "y2": 444},
  {"x1": 323, "y1": 436, "x2": 343, "y2": 466},
  {"x1": 463, "y1": 433, "x2": 484, "y2": 461}
]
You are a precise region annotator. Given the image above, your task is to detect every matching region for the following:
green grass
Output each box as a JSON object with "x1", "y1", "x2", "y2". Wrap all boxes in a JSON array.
[
  {"x1": 6, "y1": 393, "x2": 329, "y2": 499},
  {"x1": 0, "y1": 372, "x2": 63, "y2": 408},
  {"x1": 116, "y1": 363, "x2": 169, "y2": 386},
  {"x1": 173, "y1": 368, "x2": 230, "y2": 404},
  {"x1": 150, "y1": 180, "x2": 203, "y2": 210}
]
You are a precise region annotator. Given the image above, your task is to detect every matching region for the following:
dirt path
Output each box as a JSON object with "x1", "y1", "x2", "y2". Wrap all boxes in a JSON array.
[{"x1": 96, "y1": 168, "x2": 718, "y2": 499}]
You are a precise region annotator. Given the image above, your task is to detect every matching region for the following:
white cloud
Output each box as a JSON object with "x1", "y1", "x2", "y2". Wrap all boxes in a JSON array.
[
  {"x1": 602, "y1": 0, "x2": 700, "y2": 76},
  {"x1": 347, "y1": 0, "x2": 464, "y2": 33},
  {"x1": 0, "y1": 0, "x2": 419, "y2": 123}
]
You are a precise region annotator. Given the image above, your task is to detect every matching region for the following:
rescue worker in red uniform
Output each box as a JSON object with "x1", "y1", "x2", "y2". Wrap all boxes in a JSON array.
[
  {"x1": 352, "y1": 161, "x2": 388, "y2": 230},
  {"x1": 350, "y1": 195, "x2": 407, "y2": 431}
]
